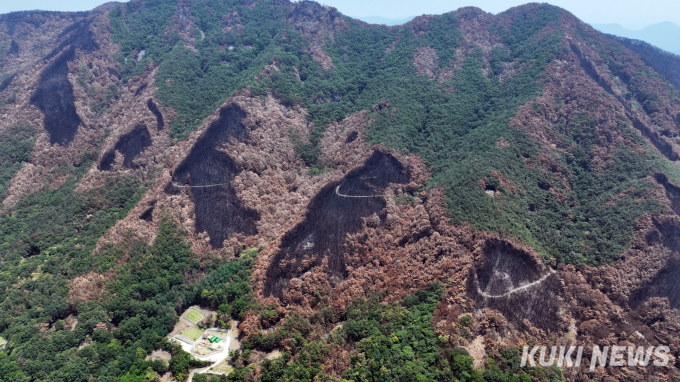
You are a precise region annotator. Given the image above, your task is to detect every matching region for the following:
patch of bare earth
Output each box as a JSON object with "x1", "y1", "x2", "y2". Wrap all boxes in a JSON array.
[
  {"x1": 414, "y1": 47, "x2": 439, "y2": 80},
  {"x1": 68, "y1": 270, "x2": 111, "y2": 303},
  {"x1": 287, "y1": 1, "x2": 347, "y2": 70},
  {"x1": 465, "y1": 336, "x2": 486, "y2": 369}
]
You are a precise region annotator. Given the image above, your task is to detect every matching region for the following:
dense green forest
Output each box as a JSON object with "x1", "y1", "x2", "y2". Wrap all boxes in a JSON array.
[
  {"x1": 0, "y1": 210, "x2": 252, "y2": 381},
  {"x1": 226, "y1": 283, "x2": 563, "y2": 382},
  {"x1": 0, "y1": 123, "x2": 36, "y2": 200},
  {"x1": 0, "y1": 135, "x2": 247, "y2": 381},
  {"x1": 0, "y1": 152, "x2": 258, "y2": 381}
]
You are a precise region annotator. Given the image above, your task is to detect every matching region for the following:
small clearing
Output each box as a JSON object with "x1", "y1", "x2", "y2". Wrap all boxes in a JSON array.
[
  {"x1": 185, "y1": 308, "x2": 205, "y2": 323},
  {"x1": 212, "y1": 362, "x2": 234, "y2": 374},
  {"x1": 466, "y1": 335, "x2": 486, "y2": 369},
  {"x1": 266, "y1": 350, "x2": 282, "y2": 360},
  {"x1": 146, "y1": 349, "x2": 172, "y2": 362},
  {"x1": 181, "y1": 327, "x2": 204, "y2": 341}
]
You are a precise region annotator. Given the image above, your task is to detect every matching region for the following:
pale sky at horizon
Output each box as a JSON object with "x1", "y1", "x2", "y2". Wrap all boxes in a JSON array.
[{"x1": 0, "y1": 0, "x2": 677, "y2": 29}]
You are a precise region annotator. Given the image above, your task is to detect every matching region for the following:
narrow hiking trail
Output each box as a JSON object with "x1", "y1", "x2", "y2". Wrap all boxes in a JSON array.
[
  {"x1": 477, "y1": 269, "x2": 555, "y2": 299},
  {"x1": 335, "y1": 183, "x2": 384, "y2": 198},
  {"x1": 172, "y1": 182, "x2": 231, "y2": 188}
]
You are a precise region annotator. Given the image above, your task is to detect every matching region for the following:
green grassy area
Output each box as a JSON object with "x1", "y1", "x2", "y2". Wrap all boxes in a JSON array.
[
  {"x1": 185, "y1": 308, "x2": 205, "y2": 323},
  {"x1": 212, "y1": 362, "x2": 234, "y2": 374},
  {"x1": 181, "y1": 327, "x2": 204, "y2": 341}
]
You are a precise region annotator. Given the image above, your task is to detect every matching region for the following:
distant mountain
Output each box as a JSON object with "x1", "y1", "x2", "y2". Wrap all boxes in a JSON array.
[
  {"x1": 353, "y1": 15, "x2": 415, "y2": 25},
  {"x1": 591, "y1": 23, "x2": 632, "y2": 36},
  {"x1": 591, "y1": 21, "x2": 680, "y2": 54},
  {"x1": 606, "y1": 35, "x2": 680, "y2": 90}
]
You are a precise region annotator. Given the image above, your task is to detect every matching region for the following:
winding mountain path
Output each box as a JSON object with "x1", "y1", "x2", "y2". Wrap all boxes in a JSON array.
[
  {"x1": 172, "y1": 182, "x2": 231, "y2": 188},
  {"x1": 335, "y1": 184, "x2": 384, "y2": 198},
  {"x1": 477, "y1": 269, "x2": 555, "y2": 299}
]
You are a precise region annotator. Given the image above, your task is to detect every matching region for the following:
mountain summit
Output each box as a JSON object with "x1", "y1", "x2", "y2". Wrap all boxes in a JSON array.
[{"x1": 1, "y1": 1, "x2": 680, "y2": 381}]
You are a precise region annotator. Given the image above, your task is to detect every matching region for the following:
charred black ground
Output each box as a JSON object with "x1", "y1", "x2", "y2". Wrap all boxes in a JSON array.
[
  {"x1": 147, "y1": 99, "x2": 164, "y2": 130},
  {"x1": 99, "y1": 124, "x2": 151, "y2": 170},
  {"x1": 135, "y1": 83, "x2": 148, "y2": 96},
  {"x1": 99, "y1": 151, "x2": 116, "y2": 171},
  {"x1": 8, "y1": 40, "x2": 19, "y2": 55},
  {"x1": 629, "y1": 176, "x2": 680, "y2": 310},
  {"x1": 30, "y1": 20, "x2": 98, "y2": 145},
  {"x1": 475, "y1": 240, "x2": 544, "y2": 294},
  {"x1": 0, "y1": 73, "x2": 16, "y2": 93},
  {"x1": 631, "y1": 218, "x2": 680, "y2": 310},
  {"x1": 264, "y1": 150, "x2": 409, "y2": 299},
  {"x1": 345, "y1": 131, "x2": 358, "y2": 143},
  {"x1": 469, "y1": 239, "x2": 562, "y2": 331},
  {"x1": 167, "y1": 104, "x2": 258, "y2": 248},
  {"x1": 31, "y1": 47, "x2": 81, "y2": 145}
]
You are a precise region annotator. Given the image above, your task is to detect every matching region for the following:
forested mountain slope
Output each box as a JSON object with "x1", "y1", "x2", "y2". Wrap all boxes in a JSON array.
[
  {"x1": 0, "y1": 1, "x2": 680, "y2": 381},
  {"x1": 608, "y1": 34, "x2": 680, "y2": 90}
]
